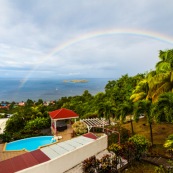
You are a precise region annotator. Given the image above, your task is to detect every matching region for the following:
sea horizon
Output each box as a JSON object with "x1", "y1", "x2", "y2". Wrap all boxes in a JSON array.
[{"x1": 0, "y1": 77, "x2": 115, "y2": 102}]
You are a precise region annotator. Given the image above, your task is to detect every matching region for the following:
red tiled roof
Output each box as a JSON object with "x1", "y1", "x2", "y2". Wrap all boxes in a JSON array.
[
  {"x1": 83, "y1": 132, "x2": 98, "y2": 140},
  {"x1": 30, "y1": 149, "x2": 50, "y2": 162},
  {"x1": 49, "y1": 108, "x2": 79, "y2": 120},
  {"x1": 0, "y1": 150, "x2": 50, "y2": 173}
]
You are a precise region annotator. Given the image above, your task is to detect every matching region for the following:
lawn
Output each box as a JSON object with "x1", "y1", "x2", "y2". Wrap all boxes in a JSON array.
[
  {"x1": 121, "y1": 161, "x2": 157, "y2": 173},
  {"x1": 119, "y1": 118, "x2": 173, "y2": 172},
  {"x1": 122, "y1": 117, "x2": 173, "y2": 145}
]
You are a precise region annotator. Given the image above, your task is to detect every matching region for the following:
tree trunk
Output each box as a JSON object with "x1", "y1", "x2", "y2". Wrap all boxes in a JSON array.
[
  {"x1": 130, "y1": 119, "x2": 134, "y2": 134},
  {"x1": 149, "y1": 122, "x2": 153, "y2": 146},
  {"x1": 108, "y1": 118, "x2": 111, "y2": 125}
]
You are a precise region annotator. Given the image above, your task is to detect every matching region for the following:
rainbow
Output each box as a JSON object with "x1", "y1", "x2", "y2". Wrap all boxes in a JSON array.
[{"x1": 19, "y1": 28, "x2": 173, "y2": 88}]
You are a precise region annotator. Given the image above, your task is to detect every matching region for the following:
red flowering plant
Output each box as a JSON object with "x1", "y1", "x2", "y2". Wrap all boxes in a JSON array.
[
  {"x1": 98, "y1": 154, "x2": 117, "y2": 173},
  {"x1": 82, "y1": 154, "x2": 118, "y2": 173},
  {"x1": 121, "y1": 141, "x2": 136, "y2": 164},
  {"x1": 82, "y1": 156, "x2": 98, "y2": 173},
  {"x1": 108, "y1": 143, "x2": 124, "y2": 171}
]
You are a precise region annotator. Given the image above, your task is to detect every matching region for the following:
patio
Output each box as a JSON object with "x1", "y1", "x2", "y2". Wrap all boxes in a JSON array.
[
  {"x1": 0, "y1": 124, "x2": 74, "y2": 161},
  {"x1": 54, "y1": 124, "x2": 74, "y2": 142},
  {"x1": 0, "y1": 143, "x2": 27, "y2": 161}
]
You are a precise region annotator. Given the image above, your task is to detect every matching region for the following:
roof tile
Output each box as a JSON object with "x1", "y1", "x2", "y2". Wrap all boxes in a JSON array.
[
  {"x1": 83, "y1": 132, "x2": 98, "y2": 140},
  {"x1": 30, "y1": 149, "x2": 50, "y2": 163},
  {"x1": 49, "y1": 108, "x2": 78, "y2": 119}
]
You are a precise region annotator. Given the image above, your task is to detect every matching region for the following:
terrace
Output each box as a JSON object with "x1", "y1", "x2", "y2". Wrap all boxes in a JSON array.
[{"x1": 0, "y1": 133, "x2": 107, "y2": 173}]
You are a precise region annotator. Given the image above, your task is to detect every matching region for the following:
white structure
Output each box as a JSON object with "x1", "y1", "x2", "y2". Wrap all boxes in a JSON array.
[
  {"x1": 80, "y1": 118, "x2": 109, "y2": 132},
  {"x1": 17, "y1": 134, "x2": 108, "y2": 173}
]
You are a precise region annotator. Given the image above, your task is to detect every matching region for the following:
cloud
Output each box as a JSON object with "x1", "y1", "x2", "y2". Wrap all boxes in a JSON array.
[{"x1": 0, "y1": 0, "x2": 173, "y2": 79}]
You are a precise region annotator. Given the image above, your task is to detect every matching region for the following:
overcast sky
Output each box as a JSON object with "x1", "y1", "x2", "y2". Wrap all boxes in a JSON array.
[{"x1": 1, "y1": 0, "x2": 173, "y2": 80}]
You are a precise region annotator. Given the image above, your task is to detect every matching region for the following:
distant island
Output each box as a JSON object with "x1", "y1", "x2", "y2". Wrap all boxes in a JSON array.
[{"x1": 63, "y1": 79, "x2": 88, "y2": 83}]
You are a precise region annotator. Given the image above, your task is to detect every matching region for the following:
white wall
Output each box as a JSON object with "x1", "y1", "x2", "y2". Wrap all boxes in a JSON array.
[{"x1": 17, "y1": 135, "x2": 108, "y2": 173}]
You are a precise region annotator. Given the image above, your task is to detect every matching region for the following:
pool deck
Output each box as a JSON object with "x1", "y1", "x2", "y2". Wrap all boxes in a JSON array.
[
  {"x1": 0, "y1": 124, "x2": 74, "y2": 161},
  {"x1": 0, "y1": 143, "x2": 27, "y2": 161}
]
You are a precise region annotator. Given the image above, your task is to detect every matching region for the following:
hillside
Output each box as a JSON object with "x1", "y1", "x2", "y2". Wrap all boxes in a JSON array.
[{"x1": 122, "y1": 117, "x2": 173, "y2": 145}]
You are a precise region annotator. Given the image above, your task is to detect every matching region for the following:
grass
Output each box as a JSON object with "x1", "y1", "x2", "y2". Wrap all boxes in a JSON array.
[
  {"x1": 121, "y1": 161, "x2": 158, "y2": 173},
  {"x1": 122, "y1": 117, "x2": 173, "y2": 145},
  {"x1": 120, "y1": 117, "x2": 173, "y2": 172}
]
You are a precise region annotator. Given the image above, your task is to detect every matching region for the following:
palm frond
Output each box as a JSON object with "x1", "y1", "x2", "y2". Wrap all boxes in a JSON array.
[{"x1": 152, "y1": 82, "x2": 172, "y2": 102}]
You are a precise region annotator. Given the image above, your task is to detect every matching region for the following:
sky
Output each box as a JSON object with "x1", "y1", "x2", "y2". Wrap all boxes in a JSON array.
[{"x1": 1, "y1": 0, "x2": 173, "y2": 80}]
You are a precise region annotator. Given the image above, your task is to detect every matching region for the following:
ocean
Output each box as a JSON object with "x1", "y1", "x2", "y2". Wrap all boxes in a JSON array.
[{"x1": 0, "y1": 78, "x2": 114, "y2": 102}]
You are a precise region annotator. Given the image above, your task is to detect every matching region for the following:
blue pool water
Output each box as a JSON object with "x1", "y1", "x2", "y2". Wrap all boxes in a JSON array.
[{"x1": 5, "y1": 136, "x2": 55, "y2": 151}]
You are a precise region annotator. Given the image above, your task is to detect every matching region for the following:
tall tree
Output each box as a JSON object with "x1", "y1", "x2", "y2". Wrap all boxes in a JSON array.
[
  {"x1": 117, "y1": 101, "x2": 134, "y2": 134},
  {"x1": 133, "y1": 100, "x2": 154, "y2": 146},
  {"x1": 130, "y1": 71, "x2": 155, "y2": 102},
  {"x1": 131, "y1": 49, "x2": 173, "y2": 103},
  {"x1": 152, "y1": 92, "x2": 173, "y2": 123},
  {"x1": 148, "y1": 49, "x2": 173, "y2": 102},
  {"x1": 97, "y1": 101, "x2": 116, "y2": 124},
  {"x1": 106, "y1": 74, "x2": 144, "y2": 104}
]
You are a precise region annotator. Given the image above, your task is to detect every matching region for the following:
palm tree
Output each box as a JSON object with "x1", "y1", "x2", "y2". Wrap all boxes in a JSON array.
[
  {"x1": 153, "y1": 92, "x2": 173, "y2": 123},
  {"x1": 133, "y1": 100, "x2": 154, "y2": 146},
  {"x1": 118, "y1": 101, "x2": 134, "y2": 134},
  {"x1": 97, "y1": 101, "x2": 116, "y2": 124},
  {"x1": 130, "y1": 78, "x2": 148, "y2": 102},
  {"x1": 131, "y1": 49, "x2": 173, "y2": 103},
  {"x1": 148, "y1": 49, "x2": 173, "y2": 102},
  {"x1": 130, "y1": 71, "x2": 155, "y2": 102}
]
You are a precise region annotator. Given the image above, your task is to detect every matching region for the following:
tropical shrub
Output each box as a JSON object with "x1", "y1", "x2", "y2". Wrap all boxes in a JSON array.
[
  {"x1": 0, "y1": 114, "x2": 6, "y2": 118},
  {"x1": 108, "y1": 143, "x2": 123, "y2": 156},
  {"x1": 99, "y1": 154, "x2": 117, "y2": 172},
  {"x1": 121, "y1": 141, "x2": 136, "y2": 164},
  {"x1": 24, "y1": 117, "x2": 50, "y2": 131},
  {"x1": 163, "y1": 134, "x2": 173, "y2": 157},
  {"x1": 108, "y1": 143, "x2": 124, "y2": 171},
  {"x1": 82, "y1": 156, "x2": 97, "y2": 173},
  {"x1": 0, "y1": 132, "x2": 12, "y2": 142},
  {"x1": 128, "y1": 134, "x2": 150, "y2": 160},
  {"x1": 106, "y1": 126, "x2": 130, "y2": 146},
  {"x1": 72, "y1": 121, "x2": 87, "y2": 135},
  {"x1": 5, "y1": 113, "x2": 26, "y2": 134},
  {"x1": 82, "y1": 154, "x2": 117, "y2": 173}
]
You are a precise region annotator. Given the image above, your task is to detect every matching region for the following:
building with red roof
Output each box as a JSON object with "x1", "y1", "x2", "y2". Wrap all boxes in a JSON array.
[{"x1": 49, "y1": 108, "x2": 79, "y2": 135}]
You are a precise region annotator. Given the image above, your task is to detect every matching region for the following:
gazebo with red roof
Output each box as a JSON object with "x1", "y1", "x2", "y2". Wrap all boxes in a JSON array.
[{"x1": 49, "y1": 108, "x2": 79, "y2": 135}]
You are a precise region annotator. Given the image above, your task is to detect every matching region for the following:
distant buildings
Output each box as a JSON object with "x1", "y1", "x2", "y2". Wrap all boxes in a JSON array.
[
  {"x1": 18, "y1": 102, "x2": 25, "y2": 106},
  {"x1": 0, "y1": 103, "x2": 10, "y2": 109}
]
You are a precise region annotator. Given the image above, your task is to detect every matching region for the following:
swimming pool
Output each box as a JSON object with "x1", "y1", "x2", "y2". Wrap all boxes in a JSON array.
[{"x1": 5, "y1": 136, "x2": 56, "y2": 151}]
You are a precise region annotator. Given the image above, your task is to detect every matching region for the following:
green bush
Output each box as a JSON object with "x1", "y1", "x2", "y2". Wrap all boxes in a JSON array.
[
  {"x1": 106, "y1": 125, "x2": 130, "y2": 146},
  {"x1": 0, "y1": 132, "x2": 12, "y2": 142},
  {"x1": 128, "y1": 134, "x2": 150, "y2": 160},
  {"x1": 108, "y1": 143, "x2": 123, "y2": 156},
  {"x1": 164, "y1": 134, "x2": 173, "y2": 150},
  {"x1": 24, "y1": 117, "x2": 50, "y2": 131},
  {"x1": 72, "y1": 121, "x2": 88, "y2": 135}
]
